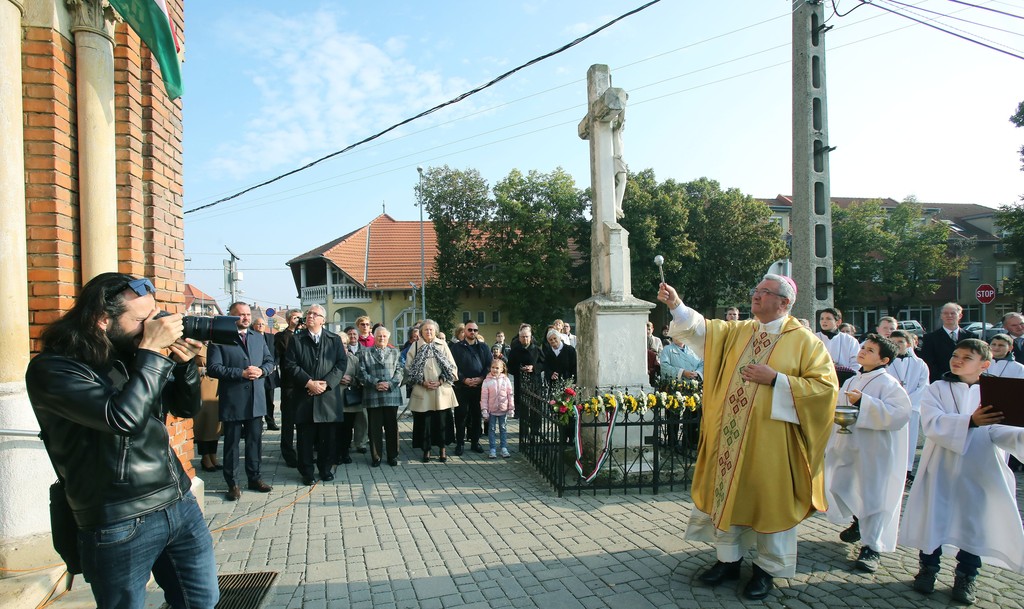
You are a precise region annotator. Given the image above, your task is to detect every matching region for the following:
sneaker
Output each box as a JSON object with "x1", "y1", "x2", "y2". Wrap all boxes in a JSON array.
[
  {"x1": 488, "y1": 450, "x2": 497, "y2": 459},
  {"x1": 913, "y1": 563, "x2": 940, "y2": 594},
  {"x1": 855, "y1": 546, "x2": 880, "y2": 573},
  {"x1": 951, "y1": 571, "x2": 977, "y2": 605},
  {"x1": 501, "y1": 448, "x2": 511, "y2": 458},
  {"x1": 839, "y1": 519, "x2": 861, "y2": 543}
]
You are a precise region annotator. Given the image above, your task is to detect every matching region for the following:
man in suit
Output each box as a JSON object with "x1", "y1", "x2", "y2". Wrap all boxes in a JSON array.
[
  {"x1": 252, "y1": 317, "x2": 279, "y2": 431},
  {"x1": 208, "y1": 302, "x2": 275, "y2": 500},
  {"x1": 275, "y1": 309, "x2": 303, "y2": 466},
  {"x1": 284, "y1": 304, "x2": 348, "y2": 485},
  {"x1": 919, "y1": 302, "x2": 977, "y2": 382},
  {"x1": 1003, "y1": 312, "x2": 1024, "y2": 364}
]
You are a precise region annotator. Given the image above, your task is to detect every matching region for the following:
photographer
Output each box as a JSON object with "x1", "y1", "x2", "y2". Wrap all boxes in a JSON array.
[{"x1": 25, "y1": 272, "x2": 218, "y2": 608}]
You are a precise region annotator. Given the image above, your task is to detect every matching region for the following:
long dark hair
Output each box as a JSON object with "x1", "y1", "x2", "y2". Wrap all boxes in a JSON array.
[{"x1": 39, "y1": 272, "x2": 136, "y2": 368}]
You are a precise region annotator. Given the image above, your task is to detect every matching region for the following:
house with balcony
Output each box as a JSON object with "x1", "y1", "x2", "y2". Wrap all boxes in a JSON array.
[
  {"x1": 760, "y1": 196, "x2": 1019, "y2": 331},
  {"x1": 184, "y1": 284, "x2": 223, "y2": 316}
]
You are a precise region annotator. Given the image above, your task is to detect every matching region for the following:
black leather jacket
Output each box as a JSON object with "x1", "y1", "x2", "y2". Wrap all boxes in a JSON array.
[{"x1": 26, "y1": 349, "x2": 201, "y2": 529}]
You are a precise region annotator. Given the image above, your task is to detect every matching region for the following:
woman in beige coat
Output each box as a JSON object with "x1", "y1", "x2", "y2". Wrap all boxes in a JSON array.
[
  {"x1": 405, "y1": 319, "x2": 459, "y2": 462},
  {"x1": 194, "y1": 345, "x2": 222, "y2": 472}
]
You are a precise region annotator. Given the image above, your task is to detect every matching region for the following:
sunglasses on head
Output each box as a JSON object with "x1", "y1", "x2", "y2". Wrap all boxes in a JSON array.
[{"x1": 113, "y1": 277, "x2": 156, "y2": 298}]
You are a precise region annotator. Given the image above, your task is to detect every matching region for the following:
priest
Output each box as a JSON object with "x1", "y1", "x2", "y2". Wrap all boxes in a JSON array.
[{"x1": 659, "y1": 274, "x2": 838, "y2": 600}]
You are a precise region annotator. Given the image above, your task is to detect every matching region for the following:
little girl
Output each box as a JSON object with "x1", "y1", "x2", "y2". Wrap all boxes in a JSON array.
[{"x1": 481, "y1": 359, "x2": 515, "y2": 458}]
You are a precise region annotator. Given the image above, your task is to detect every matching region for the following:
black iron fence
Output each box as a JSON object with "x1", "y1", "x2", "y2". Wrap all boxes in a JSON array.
[{"x1": 518, "y1": 383, "x2": 699, "y2": 497}]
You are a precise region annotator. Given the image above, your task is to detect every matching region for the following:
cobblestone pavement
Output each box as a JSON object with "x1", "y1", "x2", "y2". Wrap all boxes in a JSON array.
[{"x1": 54, "y1": 415, "x2": 1024, "y2": 609}]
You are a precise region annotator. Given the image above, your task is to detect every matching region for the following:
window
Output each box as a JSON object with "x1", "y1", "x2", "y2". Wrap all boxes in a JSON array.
[
  {"x1": 334, "y1": 307, "x2": 367, "y2": 331},
  {"x1": 476, "y1": 311, "x2": 486, "y2": 324},
  {"x1": 491, "y1": 310, "x2": 501, "y2": 324},
  {"x1": 462, "y1": 311, "x2": 472, "y2": 323},
  {"x1": 996, "y1": 263, "x2": 1017, "y2": 293},
  {"x1": 967, "y1": 260, "x2": 982, "y2": 281}
]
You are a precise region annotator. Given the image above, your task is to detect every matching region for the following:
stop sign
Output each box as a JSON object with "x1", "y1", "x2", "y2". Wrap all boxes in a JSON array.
[{"x1": 976, "y1": 284, "x2": 996, "y2": 304}]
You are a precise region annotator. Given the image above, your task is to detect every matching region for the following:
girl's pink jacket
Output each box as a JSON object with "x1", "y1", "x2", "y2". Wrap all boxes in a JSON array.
[{"x1": 481, "y1": 374, "x2": 515, "y2": 417}]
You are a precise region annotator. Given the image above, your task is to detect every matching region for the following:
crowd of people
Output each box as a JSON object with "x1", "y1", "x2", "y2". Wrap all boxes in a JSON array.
[{"x1": 24, "y1": 270, "x2": 1024, "y2": 608}]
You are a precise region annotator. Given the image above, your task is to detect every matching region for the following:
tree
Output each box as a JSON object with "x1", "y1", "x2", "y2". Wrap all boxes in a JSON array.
[
  {"x1": 618, "y1": 169, "x2": 692, "y2": 305},
  {"x1": 486, "y1": 168, "x2": 588, "y2": 327},
  {"x1": 677, "y1": 178, "x2": 788, "y2": 316},
  {"x1": 831, "y1": 199, "x2": 972, "y2": 316},
  {"x1": 418, "y1": 165, "x2": 493, "y2": 331},
  {"x1": 1012, "y1": 100, "x2": 1024, "y2": 171},
  {"x1": 995, "y1": 202, "x2": 1024, "y2": 300}
]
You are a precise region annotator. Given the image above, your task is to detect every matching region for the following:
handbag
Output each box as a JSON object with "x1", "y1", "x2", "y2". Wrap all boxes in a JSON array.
[{"x1": 48, "y1": 479, "x2": 83, "y2": 575}]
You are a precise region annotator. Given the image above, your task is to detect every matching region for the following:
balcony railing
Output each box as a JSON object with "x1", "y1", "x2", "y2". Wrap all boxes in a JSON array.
[
  {"x1": 300, "y1": 285, "x2": 327, "y2": 306},
  {"x1": 332, "y1": 284, "x2": 371, "y2": 302}
]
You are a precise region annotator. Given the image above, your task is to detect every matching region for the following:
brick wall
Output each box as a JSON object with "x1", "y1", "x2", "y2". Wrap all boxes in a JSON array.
[{"x1": 23, "y1": 0, "x2": 196, "y2": 475}]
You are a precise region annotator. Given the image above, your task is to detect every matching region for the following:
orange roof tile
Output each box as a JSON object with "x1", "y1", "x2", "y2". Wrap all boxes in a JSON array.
[{"x1": 288, "y1": 214, "x2": 439, "y2": 290}]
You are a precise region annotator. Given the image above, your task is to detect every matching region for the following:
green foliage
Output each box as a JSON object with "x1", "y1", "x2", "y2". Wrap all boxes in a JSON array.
[
  {"x1": 1012, "y1": 100, "x2": 1024, "y2": 170},
  {"x1": 831, "y1": 199, "x2": 972, "y2": 315},
  {"x1": 618, "y1": 169, "x2": 692, "y2": 304},
  {"x1": 995, "y1": 201, "x2": 1024, "y2": 298},
  {"x1": 418, "y1": 165, "x2": 492, "y2": 331},
  {"x1": 677, "y1": 178, "x2": 788, "y2": 315},
  {"x1": 486, "y1": 168, "x2": 588, "y2": 327}
]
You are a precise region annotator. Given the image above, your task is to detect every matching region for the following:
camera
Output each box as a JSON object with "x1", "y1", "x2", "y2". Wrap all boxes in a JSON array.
[{"x1": 155, "y1": 312, "x2": 240, "y2": 345}]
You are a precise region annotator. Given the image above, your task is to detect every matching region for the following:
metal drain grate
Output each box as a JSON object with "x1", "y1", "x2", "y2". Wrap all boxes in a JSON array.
[{"x1": 215, "y1": 571, "x2": 278, "y2": 609}]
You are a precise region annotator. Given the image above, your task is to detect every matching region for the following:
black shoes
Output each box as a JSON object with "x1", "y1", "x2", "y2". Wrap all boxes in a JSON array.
[
  {"x1": 320, "y1": 472, "x2": 334, "y2": 482},
  {"x1": 454, "y1": 444, "x2": 464, "y2": 456},
  {"x1": 388, "y1": 458, "x2": 398, "y2": 467},
  {"x1": 951, "y1": 570, "x2": 977, "y2": 605},
  {"x1": 471, "y1": 443, "x2": 485, "y2": 454},
  {"x1": 439, "y1": 449, "x2": 448, "y2": 463},
  {"x1": 356, "y1": 446, "x2": 368, "y2": 454},
  {"x1": 422, "y1": 451, "x2": 431, "y2": 463},
  {"x1": 743, "y1": 564, "x2": 773, "y2": 600},
  {"x1": 371, "y1": 459, "x2": 381, "y2": 467},
  {"x1": 839, "y1": 518, "x2": 861, "y2": 543},
  {"x1": 339, "y1": 454, "x2": 353, "y2": 465},
  {"x1": 913, "y1": 562, "x2": 940, "y2": 594},
  {"x1": 301, "y1": 476, "x2": 316, "y2": 486},
  {"x1": 855, "y1": 546, "x2": 880, "y2": 573},
  {"x1": 698, "y1": 559, "x2": 742, "y2": 586},
  {"x1": 265, "y1": 417, "x2": 279, "y2": 431}
]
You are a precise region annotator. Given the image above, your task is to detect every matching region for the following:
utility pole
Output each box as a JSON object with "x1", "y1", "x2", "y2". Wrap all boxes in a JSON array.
[
  {"x1": 791, "y1": 0, "x2": 835, "y2": 320},
  {"x1": 224, "y1": 245, "x2": 242, "y2": 304}
]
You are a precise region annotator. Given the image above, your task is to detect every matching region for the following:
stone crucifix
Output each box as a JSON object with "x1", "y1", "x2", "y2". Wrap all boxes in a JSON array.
[{"x1": 578, "y1": 64, "x2": 631, "y2": 300}]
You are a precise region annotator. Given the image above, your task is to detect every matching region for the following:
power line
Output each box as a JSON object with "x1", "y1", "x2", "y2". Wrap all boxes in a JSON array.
[
  {"x1": 945, "y1": 0, "x2": 1024, "y2": 19},
  {"x1": 855, "y1": 0, "x2": 1024, "y2": 59},
  {"x1": 878, "y1": 0, "x2": 1024, "y2": 52},
  {"x1": 183, "y1": 0, "x2": 663, "y2": 216}
]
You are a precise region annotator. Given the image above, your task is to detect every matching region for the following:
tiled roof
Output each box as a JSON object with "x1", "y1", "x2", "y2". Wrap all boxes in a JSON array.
[
  {"x1": 184, "y1": 284, "x2": 219, "y2": 310},
  {"x1": 288, "y1": 214, "x2": 439, "y2": 290}
]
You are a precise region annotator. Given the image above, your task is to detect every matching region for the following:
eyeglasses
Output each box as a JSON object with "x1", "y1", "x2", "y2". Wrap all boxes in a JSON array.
[
  {"x1": 750, "y1": 288, "x2": 784, "y2": 298},
  {"x1": 306, "y1": 312, "x2": 324, "y2": 319},
  {"x1": 466, "y1": 328, "x2": 478, "y2": 332},
  {"x1": 112, "y1": 277, "x2": 156, "y2": 299},
  {"x1": 358, "y1": 322, "x2": 371, "y2": 326}
]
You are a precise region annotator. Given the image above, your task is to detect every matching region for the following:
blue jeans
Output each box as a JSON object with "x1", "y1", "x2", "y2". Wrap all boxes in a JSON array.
[
  {"x1": 488, "y1": 414, "x2": 508, "y2": 452},
  {"x1": 78, "y1": 492, "x2": 219, "y2": 609}
]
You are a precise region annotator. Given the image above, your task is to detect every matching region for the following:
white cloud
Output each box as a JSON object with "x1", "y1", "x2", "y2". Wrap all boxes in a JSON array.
[{"x1": 207, "y1": 9, "x2": 472, "y2": 180}]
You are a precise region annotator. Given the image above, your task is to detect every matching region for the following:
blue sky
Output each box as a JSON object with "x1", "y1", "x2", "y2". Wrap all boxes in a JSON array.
[{"x1": 180, "y1": 0, "x2": 1024, "y2": 311}]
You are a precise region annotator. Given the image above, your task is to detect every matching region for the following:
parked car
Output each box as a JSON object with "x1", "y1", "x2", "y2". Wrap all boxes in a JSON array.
[
  {"x1": 961, "y1": 322, "x2": 1003, "y2": 341},
  {"x1": 897, "y1": 320, "x2": 925, "y2": 338}
]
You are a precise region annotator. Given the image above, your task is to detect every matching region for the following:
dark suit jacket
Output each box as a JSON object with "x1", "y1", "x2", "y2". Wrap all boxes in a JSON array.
[
  {"x1": 284, "y1": 329, "x2": 348, "y2": 424},
  {"x1": 1013, "y1": 336, "x2": 1024, "y2": 364},
  {"x1": 919, "y1": 327, "x2": 977, "y2": 383},
  {"x1": 208, "y1": 330, "x2": 275, "y2": 421},
  {"x1": 542, "y1": 343, "x2": 578, "y2": 384},
  {"x1": 274, "y1": 328, "x2": 295, "y2": 387}
]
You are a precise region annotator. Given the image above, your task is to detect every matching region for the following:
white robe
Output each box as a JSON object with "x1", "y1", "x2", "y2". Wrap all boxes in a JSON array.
[
  {"x1": 887, "y1": 354, "x2": 930, "y2": 471},
  {"x1": 988, "y1": 358, "x2": 1024, "y2": 379},
  {"x1": 898, "y1": 379, "x2": 1024, "y2": 573},
  {"x1": 824, "y1": 367, "x2": 912, "y2": 552},
  {"x1": 816, "y1": 331, "x2": 861, "y2": 370}
]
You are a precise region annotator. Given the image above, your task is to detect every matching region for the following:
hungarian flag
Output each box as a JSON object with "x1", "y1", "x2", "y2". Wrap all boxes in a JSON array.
[{"x1": 107, "y1": 0, "x2": 184, "y2": 100}]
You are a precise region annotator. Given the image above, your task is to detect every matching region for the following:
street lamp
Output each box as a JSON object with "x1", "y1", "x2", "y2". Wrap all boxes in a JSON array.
[{"x1": 416, "y1": 167, "x2": 427, "y2": 319}]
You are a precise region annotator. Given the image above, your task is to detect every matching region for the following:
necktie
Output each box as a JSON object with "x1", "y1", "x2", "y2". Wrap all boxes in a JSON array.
[
  {"x1": 949, "y1": 330, "x2": 957, "y2": 342},
  {"x1": 239, "y1": 332, "x2": 247, "y2": 346}
]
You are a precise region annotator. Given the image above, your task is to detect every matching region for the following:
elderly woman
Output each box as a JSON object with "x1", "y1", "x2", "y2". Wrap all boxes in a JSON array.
[
  {"x1": 359, "y1": 326, "x2": 404, "y2": 467},
  {"x1": 542, "y1": 328, "x2": 577, "y2": 385},
  {"x1": 405, "y1": 319, "x2": 459, "y2": 462}
]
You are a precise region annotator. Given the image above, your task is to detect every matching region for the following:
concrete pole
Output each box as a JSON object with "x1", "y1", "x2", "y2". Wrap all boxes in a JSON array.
[
  {"x1": 68, "y1": 0, "x2": 118, "y2": 280},
  {"x1": 0, "y1": 0, "x2": 60, "y2": 570},
  {"x1": 791, "y1": 1, "x2": 835, "y2": 321}
]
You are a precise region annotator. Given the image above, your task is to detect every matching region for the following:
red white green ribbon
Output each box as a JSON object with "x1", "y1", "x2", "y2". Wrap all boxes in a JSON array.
[{"x1": 573, "y1": 406, "x2": 617, "y2": 482}]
